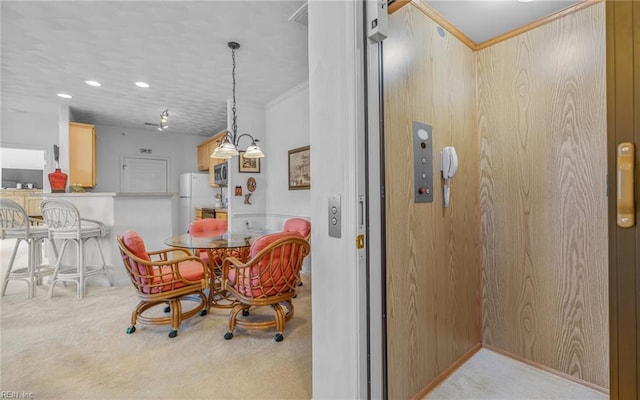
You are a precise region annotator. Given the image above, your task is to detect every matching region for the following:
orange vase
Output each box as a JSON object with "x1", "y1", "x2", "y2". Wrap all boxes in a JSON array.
[{"x1": 48, "y1": 167, "x2": 67, "y2": 193}]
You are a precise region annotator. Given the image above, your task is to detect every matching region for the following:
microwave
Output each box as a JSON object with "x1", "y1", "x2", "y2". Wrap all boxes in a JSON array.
[{"x1": 214, "y1": 162, "x2": 228, "y2": 186}]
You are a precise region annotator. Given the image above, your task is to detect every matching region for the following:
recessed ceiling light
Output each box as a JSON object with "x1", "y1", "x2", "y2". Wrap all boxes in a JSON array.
[
  {"x1": 135, "y1": 81, "x2": 150, "y2": 88},
  {"x1": 57, "y1": 93, "x2": 72, "y2": 99},
  {"x1": 85, "y1": 80, "x2": 102, "y2": 87}
]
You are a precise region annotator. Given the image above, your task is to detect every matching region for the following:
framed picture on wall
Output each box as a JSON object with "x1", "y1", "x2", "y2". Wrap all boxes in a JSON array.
[
  {"x1": 238, "y1": 151, "x2": 260, "y2": 173},
  {"x1": 288, "y1": 145, "x2": 310, "y2": 190}
]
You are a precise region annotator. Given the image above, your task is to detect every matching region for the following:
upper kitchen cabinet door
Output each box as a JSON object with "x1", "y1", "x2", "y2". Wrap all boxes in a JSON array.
[
  {"x1": 197, "y1": 141, "x2": 210, "y2": 171},
  {"x1": 69, "y1": 122, "x2": 96, "y2": 188}
]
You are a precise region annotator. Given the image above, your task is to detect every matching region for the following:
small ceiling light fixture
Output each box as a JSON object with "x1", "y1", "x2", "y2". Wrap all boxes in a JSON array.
[
  {"x1": 211, "y1": 42, "x2": 264, "y2": 160},
  {"x1": 135, "y1": 81, "x2": 150, "y2": 88},
  {"x1": 157, "y1": 109, "x2": 169, "y2": 131},
  {"x1": 57, "y1": 93, "x2": 72, "y2": 99},
  {"x1": 85, "y1": 80, "x2": 102, "y2": 87}
]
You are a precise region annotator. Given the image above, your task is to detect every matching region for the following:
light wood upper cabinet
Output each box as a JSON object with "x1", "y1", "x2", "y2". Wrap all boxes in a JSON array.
[
  {"x1": 197, "y1": 142, "x2": 210, "y2": 171},
  {"x1": 197, "y1": 130, "x2": 226, "y2": 171},
  {"x1": 208, "y1": 130, "x2": 227, "y2": 187},
  {"x1": 69, "y1": 122, "x2": 96, "y2": 188},
  {"x1": 196, "y1": 130, "x2": 228, "y2": 186}
]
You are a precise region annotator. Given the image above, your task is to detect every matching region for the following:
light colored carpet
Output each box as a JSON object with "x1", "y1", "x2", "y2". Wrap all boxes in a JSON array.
[
  {"x1": 425, "y1": 348, "x2": 608, "y2": 400},
  {"x1": 0, "y1": 239, "x2": 311, "y2": 400}
]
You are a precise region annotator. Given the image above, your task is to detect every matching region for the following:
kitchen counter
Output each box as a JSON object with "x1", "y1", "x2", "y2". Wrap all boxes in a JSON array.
[
  {"x1": 42, "y1": 192, "x2": 179, "y2": 285},
  {"x1": 44, "y1": 192, "x2": 177, "y2": 197}
]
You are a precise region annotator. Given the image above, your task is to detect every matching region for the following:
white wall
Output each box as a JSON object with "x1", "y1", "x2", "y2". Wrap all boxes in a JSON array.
[
  {"x1": 94, "y1": 124, "x2": 204, "y2": 193},
  {"x1": 1, "y1": 110, "x2": 57, "y2": 168},
  {"x1": 0, "y1": 148, "x2": 45, "y2": 170},
  {"x1": 309, "y1": 1, "x2": 366, "y2": 398},
  {"x1": 264, "y1": 81, "x2": 311, "y2": 274},
  {"x1": 264, "y1": 81, "x2": 311, "y2": 231},
  {"x1": 1, "y1": 109, "x2": 205, "y2": 194}
]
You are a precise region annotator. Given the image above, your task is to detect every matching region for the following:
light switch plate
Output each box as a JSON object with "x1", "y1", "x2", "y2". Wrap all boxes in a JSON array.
[{"x1": 328, "y1": 193, "x2": 341, "y2": 238}]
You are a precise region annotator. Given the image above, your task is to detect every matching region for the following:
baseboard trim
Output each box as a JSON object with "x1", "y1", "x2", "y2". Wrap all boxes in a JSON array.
[
  {"x1": 481, "y1": 344, "x2": 609, "y2": 396},
  {"x1": 411, "y1": 342, "x2": 482, "y2": 400}
]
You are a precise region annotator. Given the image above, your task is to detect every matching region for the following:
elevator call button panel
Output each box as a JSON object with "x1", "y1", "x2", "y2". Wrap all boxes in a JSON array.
[{"x1": 412, "y1": 121, "x2": 433, "y2": 203}]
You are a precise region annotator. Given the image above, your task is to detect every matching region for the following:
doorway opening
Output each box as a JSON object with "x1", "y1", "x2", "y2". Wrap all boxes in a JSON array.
[{"x1": 0, "y1": 147, "x2": 46, "y2": 189}]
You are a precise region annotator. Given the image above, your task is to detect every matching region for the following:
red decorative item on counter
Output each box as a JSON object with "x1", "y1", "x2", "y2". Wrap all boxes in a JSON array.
[
  {"x1": 48, "y1": 167, "x2": 67, "y2": 193},
  {"x1": 48, "y1": 144, "x2": 67, "y2": 193}
]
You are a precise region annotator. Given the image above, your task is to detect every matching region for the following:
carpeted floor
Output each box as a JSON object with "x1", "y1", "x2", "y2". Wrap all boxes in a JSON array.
[{"x1": 0, "y1": 239, "x2": 312, "y2": 400}]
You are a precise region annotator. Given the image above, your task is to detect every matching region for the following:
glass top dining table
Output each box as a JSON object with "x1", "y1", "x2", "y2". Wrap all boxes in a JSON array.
[
  {"x1": 164, "y1": 231, "x2": 265, "y2": 308},
  {"x1": 163, "y1": 231, "x2": 260, "y2": 252}
]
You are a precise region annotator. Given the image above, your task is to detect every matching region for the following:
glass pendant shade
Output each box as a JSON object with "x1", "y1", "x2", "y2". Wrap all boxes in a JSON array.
[
  {"x1": 243, "y1": 142, "x2": 265, "y2": 158},
  {"x1": 211, "y1": 140, "x2": 238, "y2": 159}
]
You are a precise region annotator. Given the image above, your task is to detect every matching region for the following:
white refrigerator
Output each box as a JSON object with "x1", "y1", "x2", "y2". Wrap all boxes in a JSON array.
[{"x1": 179, "y1": 173, "x2": 217, "y2": 234}]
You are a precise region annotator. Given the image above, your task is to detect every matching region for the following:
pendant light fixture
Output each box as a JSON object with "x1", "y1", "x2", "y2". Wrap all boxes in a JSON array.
[{"x1": 211, "y1": 42, "x2": 264, "y2": 159}]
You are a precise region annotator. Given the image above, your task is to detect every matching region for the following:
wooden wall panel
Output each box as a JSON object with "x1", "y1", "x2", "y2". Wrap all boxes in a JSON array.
[
  {"x1": 478, "y1": 3, "x2": 608, "y2": 389},
  {"x1": 384, "y1": 5, "x2": 480, "y2": 399}
]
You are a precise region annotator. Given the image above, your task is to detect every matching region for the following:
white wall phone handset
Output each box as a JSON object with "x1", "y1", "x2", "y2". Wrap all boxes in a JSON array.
[{"x1": 440, "y1": 146, "x2": 458, "y2": 207}]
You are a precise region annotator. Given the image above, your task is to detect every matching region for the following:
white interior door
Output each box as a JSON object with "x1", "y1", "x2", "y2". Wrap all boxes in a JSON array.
[{"x1": 121, "y1": 156, "x2": 168, "y2": 193}]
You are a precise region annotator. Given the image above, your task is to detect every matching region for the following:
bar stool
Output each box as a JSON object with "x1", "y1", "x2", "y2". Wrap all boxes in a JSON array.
[
  {"x1": 41, "y1": 199, "x2": 111, "y2": 299},
  {"x1": 0, "y1": 199, "x2": 53, "y2": 298}
]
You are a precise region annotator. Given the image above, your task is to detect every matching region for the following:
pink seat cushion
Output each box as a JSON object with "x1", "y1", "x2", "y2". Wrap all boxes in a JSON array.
[
  {"x1": 230, "y1": 231, "x2": 303, "y2": 298},
  {"x1": 148, "y1": 260, "x2": 205, "y2": 294},
  {"x1": 283, "y1": 218, "x2": 310, "y2": 239}
]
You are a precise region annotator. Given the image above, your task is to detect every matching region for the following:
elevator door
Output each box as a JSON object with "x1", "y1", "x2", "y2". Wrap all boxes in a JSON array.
[{"x1": 607, "y1": 1, "x2": 640, "y2": 399}]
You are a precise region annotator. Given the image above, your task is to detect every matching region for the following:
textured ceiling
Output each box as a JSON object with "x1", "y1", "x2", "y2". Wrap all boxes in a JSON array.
[
  {"x1": 2, "y1": 1, "x2": 583, "y2": 139},
  {"x1": 1, "y1": 1, "x2": 309, "y2": 138}
]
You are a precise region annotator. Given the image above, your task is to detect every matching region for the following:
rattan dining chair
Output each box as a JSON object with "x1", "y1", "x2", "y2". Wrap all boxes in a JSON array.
[
  {"x1": 221, "y1": 231, "x2": 310, "y2": 342},
  {"x1": 0, "y1": 199, "x2": 53, "y2": 298},
  {"x1": 117, "y1": 231, "x2": 210, "y2": 338}
]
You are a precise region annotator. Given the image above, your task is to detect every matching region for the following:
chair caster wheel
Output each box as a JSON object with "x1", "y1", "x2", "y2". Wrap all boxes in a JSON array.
[
  {"x1": 224, "y1": 332, "x2": 233, "y2": 340},
  {"x1": 199, "y1": 309, "x2": 208, "y2": 316},
  {"x1": 164, "y1": 306, "x2": 171, "y2": 313},
  {"x1": 274, "y1": 333, "x2": 284, "y2": 342},
  {"x1": 168, "y1": 330, "x2": 178, "y2": 338},
  {"x1": 242, "y1": 309, "x2": 250, "y2": 317},
  {"x1": 126, "y1": 326, "x2": 136, "y2": 334}
]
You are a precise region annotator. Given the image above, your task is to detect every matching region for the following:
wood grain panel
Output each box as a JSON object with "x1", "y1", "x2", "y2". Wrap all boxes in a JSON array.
[
  {"x1": 384, "y1": 5, "x2": 480, "y2": 399},
  {"x1": 478, "y1": 2, "x2": 608, "y2": 389}
]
